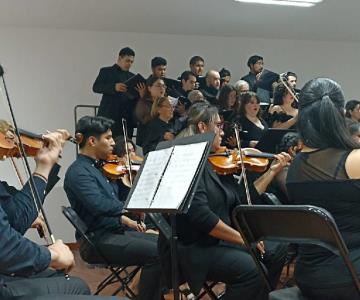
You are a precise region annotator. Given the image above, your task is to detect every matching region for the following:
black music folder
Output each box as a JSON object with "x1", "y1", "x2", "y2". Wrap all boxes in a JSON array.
[
  {"x1": 124, "y1": 132, "x2": 214, "y2": 213},
  {"x1": 257, "y1": 69, "x2": 279, "y2": 91},
  {"x1": 124, "y1": 73, "x2": 146, "y2": 98},
  {"x1": 163, "y1": 78, "x2": 181, "y2": 90},
  {"x1": 255, "y1": 128, "x2": 296, "y2": 153}
]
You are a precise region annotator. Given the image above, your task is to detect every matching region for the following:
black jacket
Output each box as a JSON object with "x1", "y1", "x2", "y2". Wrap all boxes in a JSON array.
[{"x1": 93, "y1": 64, "x2": 135, "y2": 136}]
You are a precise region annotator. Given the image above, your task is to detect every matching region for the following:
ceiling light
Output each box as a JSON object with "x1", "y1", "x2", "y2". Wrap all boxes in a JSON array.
[{"x1": 234, "y1": 0, "x2": 322, "y2": 7}]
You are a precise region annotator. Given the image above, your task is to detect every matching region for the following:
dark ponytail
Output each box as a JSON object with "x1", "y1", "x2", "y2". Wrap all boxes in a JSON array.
[{"x1": 298, "y1": 78, "x2": 359, "y2": 150}]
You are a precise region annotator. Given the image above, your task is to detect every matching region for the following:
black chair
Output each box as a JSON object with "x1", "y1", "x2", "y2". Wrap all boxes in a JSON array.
[
  {"x1": 148, "y1": 213, "x2": 224, "y2": 300},
  {"x1": 62, "y1": 206, "x2": 141, "y2": 297},
  {"x1": 232, "y1": 204, "x2": 360, "y2": 300}
]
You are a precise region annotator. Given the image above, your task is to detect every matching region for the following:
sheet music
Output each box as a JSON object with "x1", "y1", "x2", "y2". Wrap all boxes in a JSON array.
[
  {"x1": 126, "y1": 147, "x2": 173, "y2": 209},
  {"x1": 150, "y1": 142, "x2": 207, "y2": 209}
]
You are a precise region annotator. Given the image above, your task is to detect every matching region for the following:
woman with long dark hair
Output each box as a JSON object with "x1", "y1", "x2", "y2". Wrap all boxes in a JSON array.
[
  {"x1": 238, "y1": 92, "x2": 268, "y2": 148},
  {"x1": 268, "y1": 82, "x2": 298, "y2": 129},
  {"x1": 135, "y1": 76, "x2": 166, "y2": 146},
  {"x1": 286, "y1": 78, "x2": 360, "y2": 300}
]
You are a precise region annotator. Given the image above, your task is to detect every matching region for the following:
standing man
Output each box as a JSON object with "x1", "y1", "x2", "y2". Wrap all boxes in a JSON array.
[
  {"x1": 93, "y1": 47, "x2": 145, "y2": 138},
  {"x1": 241, "y1": 55, "x2": 279, "y2": 103},
  {"x1": 150, "y1": 56, "x2": 167, "y2": 78}
]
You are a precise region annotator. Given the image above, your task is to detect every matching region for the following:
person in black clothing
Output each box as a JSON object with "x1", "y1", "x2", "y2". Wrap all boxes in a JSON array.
[
  {"x1": 347, "y1": 119, "x2": 360, "y2": 143},
  {"x1": 345, "y1": 99, "x2": 360, "y2": 122},
  {"x1": 189, "y1": 55, "x2": 205, "y2": 78},
  {"x1": 93, "y1": 47, "x2": 146, "y2": 137},
  {"x1": 241, "y1": 55, "x2": 264, "y2": 92},
  {"x1": 199, "y1": 70, "x2": 220, "y2": 105},
  {"x1": 286, "y1": 78, "x2": 360, "y2": 300},
  {"x1": 238, "y1": 92, "x2": 268, "y2": 148},
  {"x1": 218, "y1": 85, "x2": 240, "y2": 148},
  {"x1": 135, "y1": 76, "x2": 166, "y2": 146},
  {"x1": 0, "y1": 126, "x2": 93, "y2": 298},
  {"x1": 64, "y1": 116, "x2": 161, "y2": 300},
  {"x1": 219, "y1": 67, "x2": 231, "y2": 88},
  {"x1": 177, "y1": 71, "x2": 197, "y2": 98},
  {"x1": 268, "y1": 82, "x2": 298, "y2": 129},
  {"x1": 241, "y1": 55, "x2": 278, "y2": 104},
  {"x1": 189, "y1": 55, "x2": 206, "y2": 89},
  {"x1": 142, "y1": 97, "x2": 174, "y2": 155},
  {"x1": 150, "y1": 56, "x2": 167, "y2": 78},
  {"x1": 166, "y1": 102, "x2": 290, "y2": 300}
]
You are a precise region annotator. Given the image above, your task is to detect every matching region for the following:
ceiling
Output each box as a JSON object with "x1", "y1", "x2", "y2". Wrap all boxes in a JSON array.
[{"x1": 0, "y1": 0, "x2": 359, "y2": 43}]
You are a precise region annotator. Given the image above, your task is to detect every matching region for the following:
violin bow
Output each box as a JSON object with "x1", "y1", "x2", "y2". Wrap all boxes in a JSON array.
[
  {"x1": 279, "y1": 72, "x2": 299, "y2": 103},
  {"x1": 233, "y1": 123, "x2": 252, "y2": 205},
  {"x1": 121, "y1": 118, "x2": 133, "y2": 186},
  {"x1": 0, "y1": 65, "x2": 55, "y2": 245}
]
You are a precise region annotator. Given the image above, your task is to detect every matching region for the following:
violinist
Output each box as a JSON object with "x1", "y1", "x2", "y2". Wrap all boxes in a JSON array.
[
  {"x1": 0, "y1": 125, "x2": 92, "y2": 298},
  {"x1": 64, "y1": 115, "x2": 161, "y2": 300},
  {"x1": 160, "y1": 102, "x2": 290, "y2": 300}
]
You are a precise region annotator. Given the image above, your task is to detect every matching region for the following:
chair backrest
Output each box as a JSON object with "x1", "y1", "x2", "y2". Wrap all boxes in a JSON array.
[
  {"x1": 232, "y1": 204, "x2": 360, "y2": 293},
  {"x1": 61, "y1": 206, "x2": 109, "y2": 264}
]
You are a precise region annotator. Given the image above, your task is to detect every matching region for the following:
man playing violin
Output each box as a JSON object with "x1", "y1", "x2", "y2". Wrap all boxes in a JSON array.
[
  {"x1": 0, "y1": 121, "x2": 93, "y2": 298},
  {"x1": 64, "y1": 115, "x2": 161, "y2": 300},
  {"x1": 159, "y1": 102, "x2": 291, "y2": 300}
]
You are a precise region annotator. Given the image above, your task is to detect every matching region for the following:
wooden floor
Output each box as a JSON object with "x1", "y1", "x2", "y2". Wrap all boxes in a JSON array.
[{"x1": 69, "y1": 249, "x2": 294, "y2": 298}]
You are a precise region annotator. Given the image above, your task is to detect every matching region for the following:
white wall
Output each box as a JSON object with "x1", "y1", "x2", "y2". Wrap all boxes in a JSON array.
[{"x1": 1, "y1": 27, "x2": 359, "y2": 242}]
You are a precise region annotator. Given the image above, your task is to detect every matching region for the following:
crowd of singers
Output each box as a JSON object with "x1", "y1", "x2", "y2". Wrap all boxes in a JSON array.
[{"x1": 0, "y1": 45, "x2": 360, "y2": 300}]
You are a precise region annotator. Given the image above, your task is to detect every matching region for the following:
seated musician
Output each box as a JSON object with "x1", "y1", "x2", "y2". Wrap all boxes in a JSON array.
[
  {"x1": 286, "y1": 78, "x2": 360, "y2": 300},
  {"x1": 64, "y1": 116, "x2": 161, "y2": 300},
  {"x1": 158, "y1": 102, "x2": 290, "y2": 300},
  {"x1": 0, "y1": 122, "x2": 91, "y2": 298}
]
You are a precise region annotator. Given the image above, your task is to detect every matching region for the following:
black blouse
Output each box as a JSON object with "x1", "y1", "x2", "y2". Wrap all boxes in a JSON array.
[
  {"x1": 286, "y1": 148, "x2": 360, "y2": 289},
  {"x1": 238, "y1": 116, "x2": 268, "y2": 148},
  {"x1": 142, "y1": 117, "x2": 173, "y2": 155}
]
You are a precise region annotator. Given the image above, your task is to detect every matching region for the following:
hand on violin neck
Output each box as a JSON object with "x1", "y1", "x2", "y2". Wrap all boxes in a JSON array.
[
  {"x1": 268, "y1": 152, "x2": 292, "y2": 175},
  {"x1": 34, "y1": 131, "x2": 67, "y2": 176}
]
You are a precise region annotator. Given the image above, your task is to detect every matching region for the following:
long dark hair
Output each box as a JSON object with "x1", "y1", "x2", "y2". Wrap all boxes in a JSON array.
[
  {"x1": 298, "y1": 78, "x2": 359, "y2": 150},
  {"x1": 239, "y1": 92, "x2": 262, "y2": 118},
  {"x1": 218, "y1": 85, "x2": 239, "y2": 111}
]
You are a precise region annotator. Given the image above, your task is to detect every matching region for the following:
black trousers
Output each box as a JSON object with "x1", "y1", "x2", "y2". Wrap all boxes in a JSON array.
[
  {"x1": 83, "y1": 231, "x2": 161, "y2": 300},
  {"x1": 0, "y1": 269, "x2": 90, "y2": 297},
  {"x1": 299, "y1": 283, "x2": 360, "y2": 300},
  {"x1": 2, "y1": 296, "x2": 123, "y2": 300},
  {"x1": 205, "y1": 241, "x2": 287, "y2": 300}
]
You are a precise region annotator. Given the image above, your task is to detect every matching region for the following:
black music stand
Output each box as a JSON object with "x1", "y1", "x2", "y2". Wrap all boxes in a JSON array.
[{"x1": 124, "y1": 132, "x2": 214, "y2": 299}]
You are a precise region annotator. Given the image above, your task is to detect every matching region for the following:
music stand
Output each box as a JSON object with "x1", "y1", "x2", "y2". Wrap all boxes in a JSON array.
[
  {"x1": 256, "y1": 128, "x2": 296, "y2": 153},
  {"x1": 124, "y1": 132, "x2": 214, "y2": 299}
]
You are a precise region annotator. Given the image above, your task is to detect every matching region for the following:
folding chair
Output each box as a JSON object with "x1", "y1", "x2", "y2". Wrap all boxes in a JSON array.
[
  {"x1": 148, "y1": 213, "x2": 224, "y2": 300},
  {"x1": 62, "y1": 206, "x2": 141, "y2": 297},
  {"x1": 232, "y1": 204, "x2": 360, "y2": 300}
]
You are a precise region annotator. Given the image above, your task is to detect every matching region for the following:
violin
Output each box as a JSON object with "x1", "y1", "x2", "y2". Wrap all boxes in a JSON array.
[
  {"x1": 208, "y1": 147, "x2": 275, "y2": 175},
  {"x1": 101, "y1": 154, "x2": 141, "y2": 180},
  {"x1": 0, "y1": 127, "x2": 76, "y2": 159}
]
